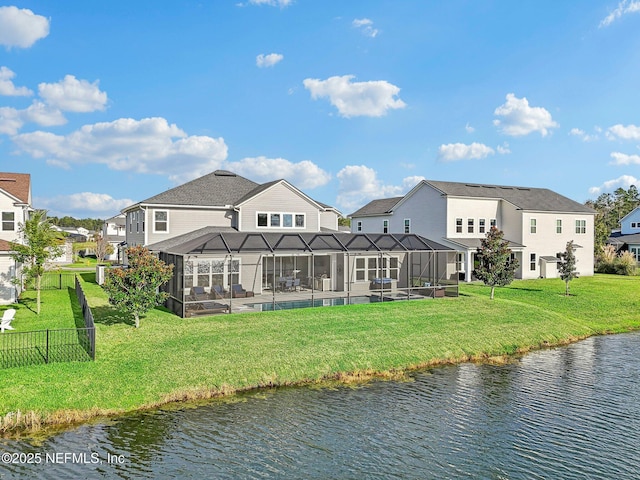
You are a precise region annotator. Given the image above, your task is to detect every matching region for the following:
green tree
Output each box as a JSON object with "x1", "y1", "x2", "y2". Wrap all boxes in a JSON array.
[
  {"x1": 9, "y1": 210, "x2": 63, "y2": 315},
  {"x1": 559, "y1": 240, "x2": 579, "y2": 296},
  {"x1": 103, "y1": 246, "x2": 173, "y2": 328},
  {"x1": 338, "y1": 216, "x2": 351, "y2": 227},
  {"x1": 472, "y1": 227, "x2": 519, "y2": 300}
]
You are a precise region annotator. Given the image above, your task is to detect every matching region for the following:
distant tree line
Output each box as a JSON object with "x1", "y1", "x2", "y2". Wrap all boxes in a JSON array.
[
  {"x1": 46, "y1": 215, "x2": 104, "y2": 232},
  {"x1": 585, "y1": 185, "x2": 640, "y2": 254}
]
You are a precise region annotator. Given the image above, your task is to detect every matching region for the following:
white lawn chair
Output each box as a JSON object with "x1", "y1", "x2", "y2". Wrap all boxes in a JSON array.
[{"x1": 0, "y1": 308, "x2": 16, "y2": 332}]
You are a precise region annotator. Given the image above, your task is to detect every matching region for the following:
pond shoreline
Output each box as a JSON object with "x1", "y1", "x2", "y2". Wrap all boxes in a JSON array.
[{"x1": 1, "y1": 329, "x2": 618, "y2": 438}]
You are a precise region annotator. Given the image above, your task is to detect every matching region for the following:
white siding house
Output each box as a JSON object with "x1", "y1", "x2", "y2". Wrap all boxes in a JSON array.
[
  {"x1": 350, "y1": 180, "x2": 595, "y2": 281},
  {"x1": 607, "y1": 207, "x2": 640, "y2": 262},
  {"x1": 0, "y1": 173, "x2": 33, "y2": 304}
]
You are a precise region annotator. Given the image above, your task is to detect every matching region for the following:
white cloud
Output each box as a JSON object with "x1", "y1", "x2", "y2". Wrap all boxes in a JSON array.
[
  {"x1": 303, "y1": 75, "x2": 406, "y2": 118},
  {"x1": 0, "y1": 66, "x2": 32, "y2": 96},
  {"x1": 497, "y1": 142, "x2": 511, "y2": 154},
  {"x1": 599, "y1": 0, "x2": 640, "y2": 27},
  {"x1": 465, "y1": 122, "x2": 475, "y2": 133},
  {"x1": 609, "y1": 152, "x2": 640, "y2": 165},
  {"x1": 0, "y1": 106, "x2": 22, "y2": 135},
  {"x1": 438, "y1": 142, "x2": 495, "y2": 162},
  {"x1": 0, "y1": 6, "x2": 49, "y2": 49},
  {"x1": 336, "y1": 164, "x2": 423, "y2": 211},
  {"x1": 38, "y1": 75, "x2": 108, "y2": 112},
  {"x1": 247, "y1": 0, "x2": 293, "y2": 6},
  {"x1": 35, "y1": 192, "x2": 134, "y2": 218},
  {"x1": 606, "y1": 123, "x2": 640, "y2": 140},
  {"x1": 569, "y1": 127, "x2": 598, "y2": 142},
  {"x1": 589, "y1": 175, "x2": 639, "y2": 195},
  {"x1": 352, "y1": 18, "x2": 379, "y2": 37},
  {"x1": 224, "y1": 156, "x2": 331, "y2": 189},
  {"x1": 493, "y1": 93, "x2": 558, "y2": 137},
  {"x1": 256, "y1": 53, "x2": 284, "y2": 68},
  {"x1": 12, "y1": 117, "x2": 229, "y2": 184},
  {"x1": 23, "y1": 101, "x2": 66, "y2": 127}
]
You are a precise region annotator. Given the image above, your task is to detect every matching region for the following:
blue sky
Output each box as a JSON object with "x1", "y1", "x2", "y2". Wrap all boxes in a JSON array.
[{"x1": 1, "y1": 1, "x2": 640, "y2": 219}]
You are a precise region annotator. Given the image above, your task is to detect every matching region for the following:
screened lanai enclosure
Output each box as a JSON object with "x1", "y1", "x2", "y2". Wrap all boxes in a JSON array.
[{"x1": 156, "y1": 232, "x2": 459, "y2": 317}]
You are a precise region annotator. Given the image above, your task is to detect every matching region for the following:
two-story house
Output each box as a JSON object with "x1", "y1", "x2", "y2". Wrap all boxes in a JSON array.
[
  {"x1": 0, "y1": 173, "x2": 32, "y2": 304},
  {"x1": 102, "y1": 213, "x2": 126, "y2": 262},
  {"x1": 607, "y1": 206, "x2": 640, "y2": 261},
  {"x1": 121, "y1": 170, "x2": 458, "y2": 316},
  {"x1": 350, "y1": 180, "x2": 595, "y2": 281}
]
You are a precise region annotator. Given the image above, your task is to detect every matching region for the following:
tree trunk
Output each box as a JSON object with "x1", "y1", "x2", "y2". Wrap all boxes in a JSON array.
[
  {"x1": 565, "y1": 281, "x2": 570, "y2": 296},
  {"x1": 36, "y1": 274, "x2": 41, "y2": 315},
  {"x1": 134, "y1": 313, "x2": 140, "y2": 328},
  {"x1": 490, "y1": 285, "x2": 495, "y2": 300}
]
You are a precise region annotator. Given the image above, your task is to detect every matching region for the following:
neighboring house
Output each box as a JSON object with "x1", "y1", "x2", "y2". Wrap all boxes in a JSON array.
[
  {"x1": 607, "y1": 206, "x2": 640, "y2": 261},
  {"x1": 102, "y1": 214, "x2": 126, "y2": 262},
  {"x1": 0, "y1": 173, "x2": 33, "y2": 304},
  {"x1": 121, "y1": 170, "x2": 458, "y2": 317},
  {"x1": 350, "y1": 180, "x2": 595, "y2": 281}
]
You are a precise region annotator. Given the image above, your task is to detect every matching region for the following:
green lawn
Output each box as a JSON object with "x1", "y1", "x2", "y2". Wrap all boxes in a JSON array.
[{"x1": 1, "y1": 273, "x2": 639, "y2": 433}]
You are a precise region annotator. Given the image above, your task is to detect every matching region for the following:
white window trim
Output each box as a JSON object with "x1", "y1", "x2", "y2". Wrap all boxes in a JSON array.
[
  {"x1": 530, "y1": 253, "x2": 537, "y2": 271},
  {"x1": 455, "y1": 218, "x2": 463, "y2": 234},
  {"x1": 467, "y1": 218, "x2": 474, "y2": 234},
  {"x1": 1, "y1": 211, "x2": 15, "y2": 231},
  {"x1": 256, "y1": 211, "x2": 307, "y2": 229},
  {"x1": 383, "y1": 219, "x2": 389, "y2": 234},
  {"x1": 153, "y1": 209, "x2": 170, "y2": 233},
  {"x1": 479, "y1": 218, "x2": 486, "y2": 234},
  {"x1": 575, "y1": 219, "x2": 586, "y2": 234},
  {"x1": 356, "y1": 221, "x2": 362, "y2": 232},
  {"x1": 404, "y1": 218, "x2": 411, "y2": 234},
  {"x1": 354, "y1": 255, "x2": 400, "y2": 283},
  {"x1": 530, "y1": 218, "x2": 537, "y2": 234},
  {"x1": 556, "y1": 219, "x2": 562, "y2": 234}
]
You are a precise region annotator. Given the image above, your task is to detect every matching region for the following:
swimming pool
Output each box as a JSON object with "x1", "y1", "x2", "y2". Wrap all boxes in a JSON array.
[{"x1": 249, "y1": 296, "x2": 372, "y2": 311}]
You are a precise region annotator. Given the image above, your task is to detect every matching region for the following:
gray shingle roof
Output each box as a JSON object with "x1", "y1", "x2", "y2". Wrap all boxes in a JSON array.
[
  {"x1": 146, "y1": 225, "x2": 238, "y2": 252},
  {"x1": 607, "y1": 231, "x2": 640, "y2": 247},
  {"x1": 350, "y1": 180, "x2": 594, "y2": 216},
  {"x1": 445, "y1": 237, "x2": 525, "y2": 250},
  {"x1": 426, "y1": 180, "x2": 594, "y2": 213},
  {"x1": 139, "y1": 170, "x2": 259, "y2": 207},
  {"x1": 349, "y1": 197, "x2": 404, "y2": 217}
]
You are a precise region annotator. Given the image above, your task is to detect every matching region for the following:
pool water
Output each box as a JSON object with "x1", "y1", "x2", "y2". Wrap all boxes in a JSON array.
[{"x1": 250, "y1": 296, "x2": 372, "y2": 311}]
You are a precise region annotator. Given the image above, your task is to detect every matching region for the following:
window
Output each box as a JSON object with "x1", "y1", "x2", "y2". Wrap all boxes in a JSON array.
[
  {"x1": 631, "y1": 247, "x2": 640, "y2": 262},
  {"x1": 556, "y1": 219, "x2": 562, "y2": 234},
  {"x1": 468, "y1": 218, "x2": 474, "y2": 234},
  {"x1": 383, "y1": 220, "x2": 389, "y2": 234},
  {"x1": 575, "y1": 219, "x2": 586, "y2": 234},
  {"x1": 456, "y1": 253, "x2": 464, "y2": 271},
  {"x1": 404, "y1": 219, "x2": 411, "y2": 234},
  {"x1": 479, "y1": 219, "x2": 486, "y2": 234},
  {"x1": 355, "y1": 256, "x2": 400, "y2": 282},
  {"x1": 357, "y1": 221, "x2": 362, "y2": 232},
  {"x1": 154, "y1": 210, "x2": 168, "y2": 232},
  {"x1": 257, "y1": 212, "x2": 306, "y2": 228},
  {"x1": 530, "y1": 218, "x2": 537, "y2": 234},
  {"x1": 530, "y1": 253, "x2": 536, "y2": 271},
  {"x1": 456, "y1": 218, "x2": 463, "y2": 234},
  {"x1": 1, "y1": 212, "x2": 14, "y2": 231},
  {"x1": 490, "y1": 218, "x2": 497, "y2": 228},
  {"x1": 184, "y1": 258, "x2": 240, "y2": 290}
]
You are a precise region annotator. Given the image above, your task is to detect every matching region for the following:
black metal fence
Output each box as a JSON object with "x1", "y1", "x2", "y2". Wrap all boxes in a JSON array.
[
  {"x1": 26, "y1": 272, "x2": 77, "y2": 290},
  {"x1": 0, "y1": 327, "x2": 94, "y2": 369},
  {"x1": 0, "y1": 275, "x2": 96, "y2": 369}
]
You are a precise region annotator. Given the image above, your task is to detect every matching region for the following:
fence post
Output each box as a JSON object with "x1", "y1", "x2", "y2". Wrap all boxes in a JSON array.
[{"x1": 45, "y1": 329, "x2": 49, "y2": 364}]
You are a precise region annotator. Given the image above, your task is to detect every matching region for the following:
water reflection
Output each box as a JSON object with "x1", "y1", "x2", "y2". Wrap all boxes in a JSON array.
[{"x1": 1, "y1": 332, "x2": 639, "y2": 479}]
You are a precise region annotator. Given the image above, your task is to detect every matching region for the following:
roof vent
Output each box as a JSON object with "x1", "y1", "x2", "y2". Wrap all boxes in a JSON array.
[
  {"x1": 516, "y1": 188, "x2": 530, "y2": 191},
  {"x1": 214, "y1": 170, "x2": 237, "y2": 177},
  {"x1": 0, "y1": 178, "x2": 17, "y2": 182}
]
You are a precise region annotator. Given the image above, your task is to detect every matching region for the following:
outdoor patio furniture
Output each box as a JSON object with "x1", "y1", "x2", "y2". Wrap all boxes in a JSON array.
[
  {"x1": 190, "y1": 286, "x2": 210, "y2": 301},
  {"x1": 293, "y1": 278, "x2": 301, "y2": 291},
  {"x1": 211, "y1": 285, "x2": 228, "y2": 299},
  {"x1": 0, "y1": 308, "x2": 16, "y2": 332},
  {"x1": 231, "y1": 284, "x2": 254, "y2": 298},
  {"x1": 186, "y1": 301, "x2": 229, "y2": 316},
  {"x1": 285, "y1": 279, "x2": 293, "y2": 291}
]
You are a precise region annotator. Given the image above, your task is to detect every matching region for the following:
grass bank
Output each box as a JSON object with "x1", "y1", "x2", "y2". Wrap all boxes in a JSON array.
[{"x1": 1, "y1": 274, "x2": 639, "y2": 435}]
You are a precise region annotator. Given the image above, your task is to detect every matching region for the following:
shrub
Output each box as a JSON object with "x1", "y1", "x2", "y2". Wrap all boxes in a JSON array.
[
  {"x1": 596, "y1": 245, "x2": 617, "y2": 273},
  {"x1": 615, "y1": 250, "x2": 637, "y2": 276}
]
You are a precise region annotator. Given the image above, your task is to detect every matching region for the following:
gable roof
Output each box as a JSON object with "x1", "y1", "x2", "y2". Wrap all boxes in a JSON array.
[
  {"x1": 133, "y1": 170, "x2": 259, "y2": 208},
  {"x1": 350, "y1": 180, "x2": 594, "y2": 216},
  {"x1": 423, "y1": 180, "x2": 594, "y2": 213},
  {"x1": 620, "y1": 206, "x2": 640, "y2": 223},
  {"x1": 0, "y1": 173, "x2": 31, "y2": 204},
  {"x1": 349, "y1": 197, "x2": 404, "y2": 217}
]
